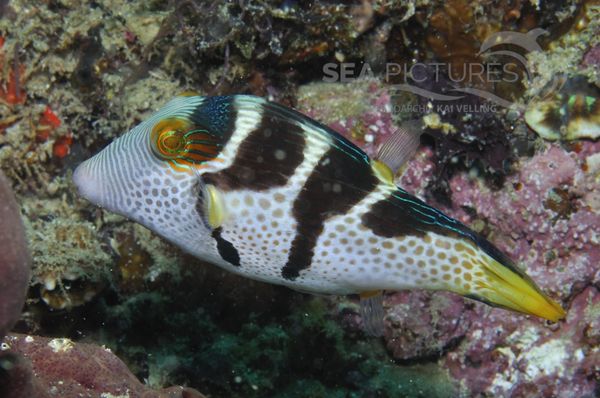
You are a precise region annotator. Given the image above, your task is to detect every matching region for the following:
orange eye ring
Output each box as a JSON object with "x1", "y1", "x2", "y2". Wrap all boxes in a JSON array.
[
  {"x1": 150, "y1": 118, "x2": 222, "y2": 168},
  {"x1": 156, "y1": 129, "x2": 186, "y2": 156}
]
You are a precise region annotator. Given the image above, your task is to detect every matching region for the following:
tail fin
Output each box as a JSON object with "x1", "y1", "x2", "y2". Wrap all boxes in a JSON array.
[{"x1": 467, "y1": 256, "x2": 565, "y2": 322}]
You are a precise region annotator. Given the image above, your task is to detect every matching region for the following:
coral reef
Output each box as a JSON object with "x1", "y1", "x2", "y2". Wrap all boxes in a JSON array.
[
  {"x1": 153, "y1": 0, "x2": 419, "y2": 91},
  {"x1": 382, "y1": 291, "x2": 470, "y2": 361},
  {"x1": 447, "y1": 143, "x2": 600, "y2": 297},
  {"x1": 112, "y1": 222, "x2": 185, "y2": 294},
  {"x1": 444, "y1": 285, "x2": 599, "y2": 398},
  {"x1": 22, "y1": 196, "x2": 113, "y2": 310},
  {"x1": 0, "y1": 334, "x2": 206, "y2": 398},
  {"x1": 526, "y1": 1, "x2": 600, "y2": 96},
  {"x1": 296, "y1": 80, "x2": 396, "y2": 158},
  {"x1": 0, "y1": 36, "x2": 26, "y2": 106},
  {"x1": 391, "y1": 141, "x2": 600, "y2": 397}
]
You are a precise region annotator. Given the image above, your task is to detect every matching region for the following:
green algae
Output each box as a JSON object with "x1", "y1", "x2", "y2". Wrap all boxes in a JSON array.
[{"x1": 91, "y1": 290, "x2": 456, "y2": 398}]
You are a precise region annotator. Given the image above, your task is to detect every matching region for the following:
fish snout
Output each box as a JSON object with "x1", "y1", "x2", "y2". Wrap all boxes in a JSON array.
[{"x1": 73, "y1": 160, "x2": 104, "y2": 207}]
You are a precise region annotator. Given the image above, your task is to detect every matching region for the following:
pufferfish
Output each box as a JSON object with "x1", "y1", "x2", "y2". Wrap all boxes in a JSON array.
[{"x1": 73, "y1": 94, "x2": 565, "y2": 335}]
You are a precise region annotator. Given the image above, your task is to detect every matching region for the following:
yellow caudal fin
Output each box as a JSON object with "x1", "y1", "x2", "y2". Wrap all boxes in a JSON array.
[{"x1": 468, "y1": 257, "x2": 566, "y2": 322}]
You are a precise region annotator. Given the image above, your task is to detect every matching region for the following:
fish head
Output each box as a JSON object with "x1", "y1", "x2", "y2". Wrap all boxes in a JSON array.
[{"x1": 73, "y1": 95, "x2": 225, "y2": 253}]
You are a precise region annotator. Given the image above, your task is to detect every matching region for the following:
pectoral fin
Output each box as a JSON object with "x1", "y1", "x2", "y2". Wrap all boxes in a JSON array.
[
  {"x1": 204, "y1": 183, "x2": 227, "y2": 229},
  {"x1": 195, "y1": 174, "x2": 228, "y2": 230},
  {"x1": 195, "y1": 178, "x2": 240, "y2": 267}
]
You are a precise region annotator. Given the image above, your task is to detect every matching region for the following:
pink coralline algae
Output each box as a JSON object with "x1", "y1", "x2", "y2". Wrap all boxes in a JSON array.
[
  {"x1": 296, "y1": 81, "x2": 397, "y2": 158},
  {"x1": 384, "y1": 142, "x2": 600, "y2": 396},
  {"x1": 582, "y1": 44, "x2": 600, "y2": 68},
  {"x1": 382, "y1": 291, "x2": 470, "y2": 361},
  {"x1": 0, "y1": 334, "x2": 206, "y2": 398},
  {"x1": 448, "y1": 143, "x2": 600, "y2": 298},
  {"x1": 438, "y1": 142, "x2": 600, "y2": 396},
  {"x1": 440, "y1": 285, "x2": 599, "y2": 398},
  {"x1": 0, "y1": 171, "x2": 30, "y2": 339}
]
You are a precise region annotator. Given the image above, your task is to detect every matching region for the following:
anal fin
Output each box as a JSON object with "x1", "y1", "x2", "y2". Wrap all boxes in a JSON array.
[{"x1": 359, "y1": 290, "x2": 385, "y2": 337}]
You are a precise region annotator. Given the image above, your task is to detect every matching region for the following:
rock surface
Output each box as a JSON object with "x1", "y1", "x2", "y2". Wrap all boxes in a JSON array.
[
  {"x1": 391, "y1": 141, "x2": 600, "y2": 397},
  {"x1": 0, "y1": 171, "x2": 30, "y2": 338},
  {"x1": 0, "y1": 334, "x2": 206, "y2": 398}
]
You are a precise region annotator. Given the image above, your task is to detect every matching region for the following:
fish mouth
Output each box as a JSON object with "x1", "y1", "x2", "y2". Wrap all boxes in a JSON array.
[
  {"x1": 468, "y1": 257, "x2": 566, "y2": 322},
  {"x1": 73, "y1": 161, "x2": 104, "y2": 207}
]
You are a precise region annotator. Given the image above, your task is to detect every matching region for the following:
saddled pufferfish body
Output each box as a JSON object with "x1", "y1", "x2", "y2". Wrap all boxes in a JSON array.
[{"x1": 73, "y1": 94, "x2": 565, "y2": 335}]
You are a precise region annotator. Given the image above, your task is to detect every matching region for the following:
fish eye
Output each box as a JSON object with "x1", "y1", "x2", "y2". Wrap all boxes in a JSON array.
[
  {"x1": 155, "y1": 128, "x2": 186, "y2": 157},
  {"x1": 150, "y1": 118, "x2": 222, "y2": 169}
]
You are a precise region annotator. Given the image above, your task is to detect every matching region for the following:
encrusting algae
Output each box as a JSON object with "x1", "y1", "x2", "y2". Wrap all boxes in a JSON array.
[{"x1": 23, "y1": 197, "x2": 112, "y2": 310}]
